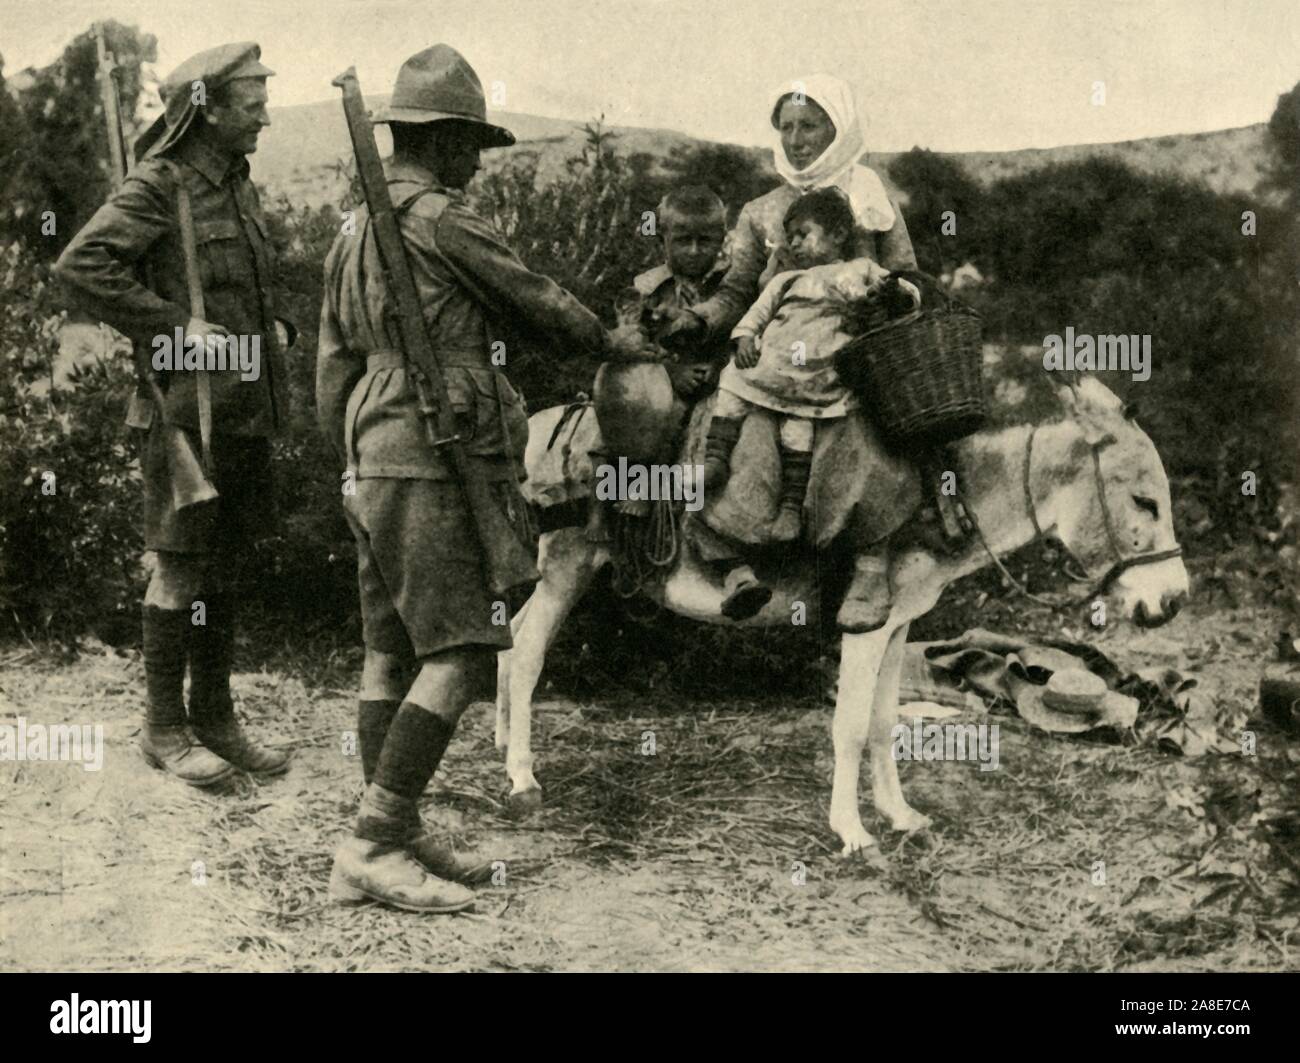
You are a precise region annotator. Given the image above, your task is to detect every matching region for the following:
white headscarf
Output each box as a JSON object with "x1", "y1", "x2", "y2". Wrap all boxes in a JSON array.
[{"x1": 770, "y1": 74, "x2": 896, "y2": 232}]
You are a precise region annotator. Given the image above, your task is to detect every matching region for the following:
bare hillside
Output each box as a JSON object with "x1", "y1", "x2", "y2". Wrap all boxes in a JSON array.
[{"x1": 253, "y1": 94, "x2": 1272, "y2": 209}]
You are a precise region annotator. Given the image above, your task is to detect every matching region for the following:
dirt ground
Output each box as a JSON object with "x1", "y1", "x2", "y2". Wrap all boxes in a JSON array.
[{"x1": 2, "y1": 591, "x2": 1298, "y2": 972}]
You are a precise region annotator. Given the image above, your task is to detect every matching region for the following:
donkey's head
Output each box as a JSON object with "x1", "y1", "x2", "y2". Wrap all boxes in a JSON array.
[{"x1": 1050, "y1": 377, "x2": 1190, "y2": 627}]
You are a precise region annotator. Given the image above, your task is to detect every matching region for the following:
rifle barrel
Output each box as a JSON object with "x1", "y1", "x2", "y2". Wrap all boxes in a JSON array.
[{"x1": 94, "y1": 23, "x2": 128, "y2": 187}]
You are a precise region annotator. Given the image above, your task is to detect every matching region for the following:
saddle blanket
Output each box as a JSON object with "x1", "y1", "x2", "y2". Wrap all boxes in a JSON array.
[{"x1": 522, "y1": 394, "x2": 921, "y2": 550}]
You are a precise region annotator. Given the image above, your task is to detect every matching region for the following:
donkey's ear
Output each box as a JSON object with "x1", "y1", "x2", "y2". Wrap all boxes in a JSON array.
[{"x1": 1060, "y1": 381, "x2": 1116, "y2": 446}]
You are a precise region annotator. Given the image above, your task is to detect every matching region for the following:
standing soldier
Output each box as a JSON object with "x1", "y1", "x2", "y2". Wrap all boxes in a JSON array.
[
  {"x1": 318, "y1": 45, "x2": 628, "y2": 912},
  {"x1": 55, "y1": 43, "x2": 293, "y2": 786}
]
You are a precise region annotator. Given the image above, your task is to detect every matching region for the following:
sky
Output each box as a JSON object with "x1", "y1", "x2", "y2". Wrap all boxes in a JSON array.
[{"x1": 4, "y1": 0, "x2": 1299, "y2": 152}]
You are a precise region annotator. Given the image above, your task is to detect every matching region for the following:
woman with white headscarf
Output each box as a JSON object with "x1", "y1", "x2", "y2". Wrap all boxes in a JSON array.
[
  {"x1": 664, "y1": 73, "x2": 916, "y2": 347},
  {"x1": 668, "y1": 74, "x2": 918, "y2": 626}
]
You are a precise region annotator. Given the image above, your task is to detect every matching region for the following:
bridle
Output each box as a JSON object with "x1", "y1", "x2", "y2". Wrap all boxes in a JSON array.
[{"x1": 962, "y1": 423, "x2": 1183, "y2": 611}]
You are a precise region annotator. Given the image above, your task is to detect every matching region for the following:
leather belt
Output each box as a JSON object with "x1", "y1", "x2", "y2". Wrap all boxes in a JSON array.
[{"x1": 366, "y1": 347, "x2": 488, "y2": 371}]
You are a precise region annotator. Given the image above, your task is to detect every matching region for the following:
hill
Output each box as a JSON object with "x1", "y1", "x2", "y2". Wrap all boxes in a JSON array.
[{"x1": 252, "y1": 94, "x2": 1273, "y2": 209}]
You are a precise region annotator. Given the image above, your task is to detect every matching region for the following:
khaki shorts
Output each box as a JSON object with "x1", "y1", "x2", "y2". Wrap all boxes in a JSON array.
[
  {"x1": 141, "y1": 425, "x2": 274, "y2": 556},
  {"x1": 344, "y1": 477, "x2": 526, "y2": 660}
]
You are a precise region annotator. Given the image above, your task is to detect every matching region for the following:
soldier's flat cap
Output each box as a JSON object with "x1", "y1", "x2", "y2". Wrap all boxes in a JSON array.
[
  {"x1": 159, "y1": 41, "x2": 275, "y2": 101},
  {"x1": 135, "y1": 42, "x2": 274, "y2": 162},
  {"x1": 371, "y1": 44, "x2": 514, "y2": 148}
]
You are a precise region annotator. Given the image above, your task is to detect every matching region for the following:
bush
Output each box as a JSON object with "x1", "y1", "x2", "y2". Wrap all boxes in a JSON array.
[
  {"x1": 662, "y1": 142, "x2": 781, "y2": 222},
  {"x1": 888, "y1": 146, "x2": 986, "y2": 275},
  {"x1": 1, "y1": 22, "x2": 156, "y2": 258},
  {"x1": 0, "y1": 243, "x2": 142, "y2": 642},
  {"x1": 467, "y1": 125, "x2": 664, "y2": 410},
  {"x1": 962, "y1": 157, "x2": 1297, "y2": 537}
]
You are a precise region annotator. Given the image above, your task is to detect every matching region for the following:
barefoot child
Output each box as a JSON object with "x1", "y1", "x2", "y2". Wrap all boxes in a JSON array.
[{"x1": 702, "y1": 186, "x2": 919, "y2": 628}]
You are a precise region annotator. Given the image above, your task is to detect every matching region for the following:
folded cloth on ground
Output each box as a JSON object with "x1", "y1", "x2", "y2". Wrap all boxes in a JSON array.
[{"x1": 898, "y1": 627, "x2": 1235, "y2": 755}]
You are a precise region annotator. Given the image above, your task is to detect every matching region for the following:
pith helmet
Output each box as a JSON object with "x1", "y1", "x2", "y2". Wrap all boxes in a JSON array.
[{"x1": 370, "y1": 44, "x2": 515, "y2": 148}]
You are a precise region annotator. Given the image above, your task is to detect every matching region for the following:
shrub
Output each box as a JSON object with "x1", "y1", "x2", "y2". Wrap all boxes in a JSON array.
[
  {"x1": 0, "y1": 243, "x2": 142, "y2": 642},
  {"x1": 465, "y1": 124, "x2": 665, "y2": 410},
  {"x1": 663, "y1": 142, "x2": 781, "y2": 222},
  {"x1": 1, "y1": 22, "x2": 156, "y2": 258},
  {"x1": 888, "y1": 147, "x2": 986, "y2": 275},
  {"x1": 976, "y1": 159, "x2": 1294, "y2": 535}
]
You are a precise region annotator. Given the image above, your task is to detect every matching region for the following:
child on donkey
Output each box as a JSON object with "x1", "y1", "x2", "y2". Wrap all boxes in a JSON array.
[
  {"x1": 701, "y1": 186, "x2": 919, "y2": 628},
  {"x1": 613, "y1": 184, "x2": 732, "y2": 397},
  {"x1": 589, "y1": 186, "x2": 731, "y2": 536}
]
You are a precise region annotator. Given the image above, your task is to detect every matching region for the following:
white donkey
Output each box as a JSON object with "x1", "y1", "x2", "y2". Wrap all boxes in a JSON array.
[{"x1": 495, "y1": 375, "x2": 1190, "y2": 854}]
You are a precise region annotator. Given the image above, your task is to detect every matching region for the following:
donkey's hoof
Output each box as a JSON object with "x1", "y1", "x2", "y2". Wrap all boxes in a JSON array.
[
  {"x1": 506, "y1": 787, "x2": 543, "y2": 817},
  {"x1": 835, "y1": 823, "x2": 878, "y2": 857},
  {"x1": 888, "y1": 807, "x2": 932, "y2": 833}
]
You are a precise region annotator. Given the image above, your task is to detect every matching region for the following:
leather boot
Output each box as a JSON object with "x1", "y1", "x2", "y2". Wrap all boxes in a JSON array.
[
  {"x1": 355, "y1": 698, "x2": 488, "y2": 883},
  {"x1": 192, "y1": 714, "x2": 290, "y2": 776},
  {"x1": 836, "y1": 548, "x2": 892, "y2": 633},
  {"x1": 702, "y1": 415, "x2": 743, "y2": 495},
  {"x1": 329, "y1": 783, "x2": 474, "y2": 912},
  {"x1": 329, "y1": 837, "x2": 475, "y2": 912},
  {"x1": 140, "y1": 604, "x2": 233, "y2": 787},
  {"x1": 405, "y1": 835, "x2": 496, "y2": 885},
  {"x1": 190, "y1": 594, "x2": 289, "y2": 776},
  {"x1": 140, "y1": 724, "x2": 236, "y2": 787},
  {"x1": 770, "y1": 448, "x2": 813, "y2": 542},
  {"x1": 719, "y1": 562, "x2": 772, "y2": 621}
]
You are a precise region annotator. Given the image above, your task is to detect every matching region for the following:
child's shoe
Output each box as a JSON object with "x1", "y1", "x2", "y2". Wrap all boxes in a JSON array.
[{"x1": 719, "y1": 562, "x2": 772, "y2": 621}]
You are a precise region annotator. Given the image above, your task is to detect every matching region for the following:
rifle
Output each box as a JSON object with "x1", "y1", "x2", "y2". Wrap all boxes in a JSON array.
[
  {"x1": 94, "y1": 22, "x2": 217, "y2": 508},
  {"x1": 331, "y1": 67, "x2": 539, "y2": 596}
]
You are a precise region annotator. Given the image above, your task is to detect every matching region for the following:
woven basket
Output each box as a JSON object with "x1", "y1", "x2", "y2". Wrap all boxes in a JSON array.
[{"x1": 835, "y1": 303, "x2": 987, "y2": 449}]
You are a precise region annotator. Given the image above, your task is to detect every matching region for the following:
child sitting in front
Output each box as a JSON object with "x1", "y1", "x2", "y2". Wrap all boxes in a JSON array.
[
  {"x1": 703, "y1": 186, "x2": 919, "y2": 627},
  {"x1": 589, "y1": 185, "x2": 730, "y2": 535},
  {"x1": 614, "y1": 184, "x2": 731, "y2": 400}
]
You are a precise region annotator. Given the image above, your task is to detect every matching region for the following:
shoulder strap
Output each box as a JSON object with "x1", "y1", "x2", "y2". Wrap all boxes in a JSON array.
[
  {"x1": 369, "y1": 183, "x2": 510, "y2": 334},
  {"x1": 390, "y1": 181, "x2": 439, "y2": 216}
]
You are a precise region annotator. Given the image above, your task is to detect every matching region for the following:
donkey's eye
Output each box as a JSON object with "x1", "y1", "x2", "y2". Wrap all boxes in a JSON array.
[{"x1": 1132, "y1": 495, "x2": 1159, "y2": 519}]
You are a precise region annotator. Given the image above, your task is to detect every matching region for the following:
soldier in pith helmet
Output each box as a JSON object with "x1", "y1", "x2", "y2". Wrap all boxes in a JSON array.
[{"x1": 55, "y1": 42, "x2": 295, "y2": 787}]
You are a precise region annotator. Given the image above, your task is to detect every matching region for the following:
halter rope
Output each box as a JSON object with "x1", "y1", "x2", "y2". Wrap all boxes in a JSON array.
[{"x1": 959, "y1": 424, "x2": 1182, "y2": 612}]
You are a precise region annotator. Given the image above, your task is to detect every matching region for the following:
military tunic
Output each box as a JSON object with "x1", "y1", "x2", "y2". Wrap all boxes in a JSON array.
[
  {"x1": 54, "y1": 132, "x2": 288, "y2": 555},
  {"x1": 316, "y1": 159, "x2": 605, "y2": 658}
]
